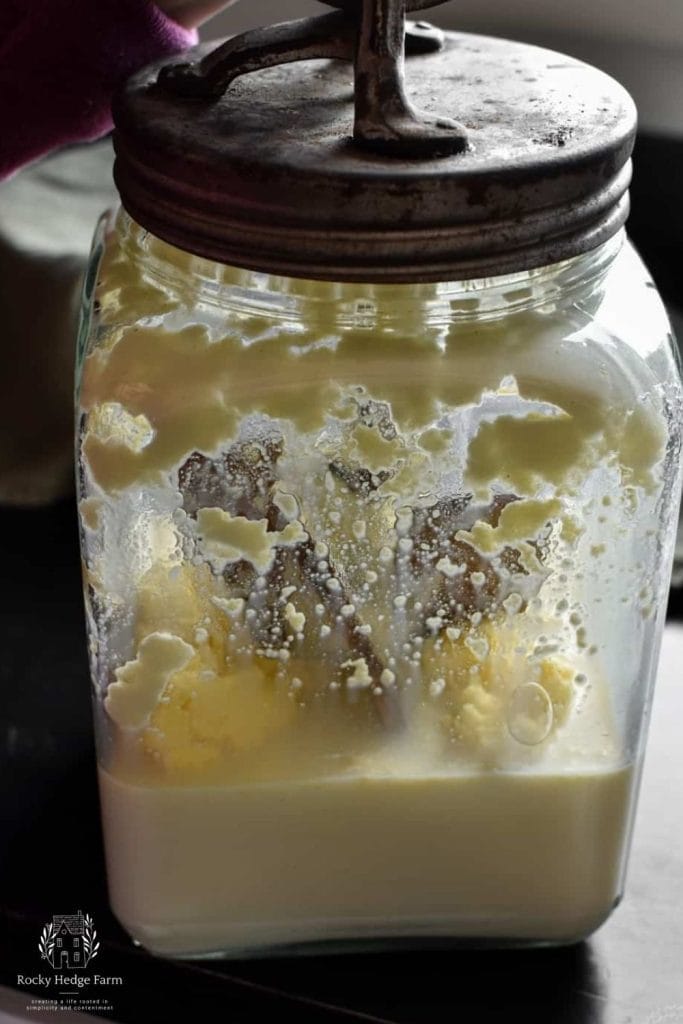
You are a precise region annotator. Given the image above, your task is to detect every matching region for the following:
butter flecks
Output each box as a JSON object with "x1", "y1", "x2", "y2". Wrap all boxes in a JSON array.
[
  {"x1": 211, "y1": 596, "x2": 245, "y2": 618},
  {"x1": 422, "y1": 619, "x2": 574, "y2": 767},
  {"x1": 456, "y1": 498, "x2": 562, "y2": 555},
  {"x1": 81, "y1": 315, "x2": 668, "y2": 506},
  {"x1": 343, "y1": 657, "x2": 373, "y2": 690},
  {"x1": 135, "y1": 563, "x2": 220, "y2": 649},
  {"x1": 142, "y1": 658, "x2": 295, "y2": 772},
  {"x1": 272, "y1": 487, "x2": 299, "y2": 522},
  {"x1": 466, "y1": 400, "x2": 666, "y2": 499},
  {"x1": 80, "y1": 320, "x2": 668, "y2": 507},
  {"x1": 467, "y1": 411, "x2": 582, "y2": 495},
  {"x1": 284, "y1": 602, "x2": 306, "y2": 634},
  {"x1": 105, "y1": 632, "x2": 194, "y2": 729},
  {"x1": 196, "y1": 508, "x2": 307, "y2": 574},
  {"x1": 84, "y1": 213, "x2": 668, "y2": 501},
  {"x1": 348, "y1": 424, "x2": 405, "y2": 473},
  {"x1": 615, "y1": 404, "x2": 668, "y2": 492},
  {"x1": 87, "y1": 401, "x2": 154, "y2": 452},
  {"x1": 81, "y1": 325, "x2": 238, "y2": 493}
]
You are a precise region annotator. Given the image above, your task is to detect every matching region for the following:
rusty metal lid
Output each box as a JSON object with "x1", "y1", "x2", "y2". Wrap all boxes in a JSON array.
[{"x1": 112, "y1": 2, "x2": 636, "y2": 282}]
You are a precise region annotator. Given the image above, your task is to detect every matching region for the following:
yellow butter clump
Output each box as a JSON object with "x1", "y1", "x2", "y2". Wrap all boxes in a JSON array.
[
  {"x1": 142, "y1": 656, "x2": 295, "y2": 772},
  {"x1": 423, "y1": 619, "x2": 573, "y2": 766},
  {"x1": 105, "y1": 632, "x2": 194, "y2": 730}
]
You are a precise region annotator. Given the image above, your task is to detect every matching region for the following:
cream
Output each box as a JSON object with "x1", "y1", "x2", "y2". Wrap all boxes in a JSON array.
[{"x1": 99, "y1": 762, "x2": 634, "y2": 955}]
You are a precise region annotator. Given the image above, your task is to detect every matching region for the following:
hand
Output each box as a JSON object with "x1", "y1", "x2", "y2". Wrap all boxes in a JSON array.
[{"x1": 155, "y1": 0, "x2": 240, "y2": 30}]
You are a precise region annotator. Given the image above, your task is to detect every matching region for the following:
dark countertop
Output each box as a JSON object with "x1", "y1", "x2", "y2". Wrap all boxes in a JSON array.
[{"x1": 0, "y1": 494, "x2": 682, "y2": 1024}]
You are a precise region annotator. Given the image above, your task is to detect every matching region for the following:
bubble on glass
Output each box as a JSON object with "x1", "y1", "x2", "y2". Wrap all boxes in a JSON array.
[{"x1": 507, "y1": 683, "x2": 553, "y2": 745}]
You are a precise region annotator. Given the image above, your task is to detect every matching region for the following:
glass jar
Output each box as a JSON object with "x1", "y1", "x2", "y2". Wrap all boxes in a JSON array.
[{"x1": 76, "y1": 209, "x2": 682, "y2": 957}]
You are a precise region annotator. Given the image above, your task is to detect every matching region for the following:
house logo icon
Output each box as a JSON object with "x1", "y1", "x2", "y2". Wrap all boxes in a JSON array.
[{"x1": 38, "y1": 911, "x2": 99, "y2": 970}]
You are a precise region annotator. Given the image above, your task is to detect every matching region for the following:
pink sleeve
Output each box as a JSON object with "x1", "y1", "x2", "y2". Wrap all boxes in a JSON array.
[{"x1": 0, "y1": 0, "x2": 197, "y2": 181}]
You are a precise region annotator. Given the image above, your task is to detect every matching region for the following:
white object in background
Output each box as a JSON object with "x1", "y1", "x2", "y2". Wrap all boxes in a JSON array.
[{"x1": 0, "y1": 140, "x2": 117, "y2": 506}]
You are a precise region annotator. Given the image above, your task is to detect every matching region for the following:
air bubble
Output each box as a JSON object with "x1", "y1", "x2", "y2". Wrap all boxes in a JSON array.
[{"x1": 507, "y1": 683, "x2": 553, "y2": 745}]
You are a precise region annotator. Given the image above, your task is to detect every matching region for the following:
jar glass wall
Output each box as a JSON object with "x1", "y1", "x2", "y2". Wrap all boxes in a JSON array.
[{"x1": 76, "y1": 210, "x2": 683, "y2": 957}]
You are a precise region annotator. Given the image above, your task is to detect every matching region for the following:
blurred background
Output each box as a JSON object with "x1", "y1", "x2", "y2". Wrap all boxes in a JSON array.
[{"x1": 204, "y1": 0, "x2": 683, "y2": 137}]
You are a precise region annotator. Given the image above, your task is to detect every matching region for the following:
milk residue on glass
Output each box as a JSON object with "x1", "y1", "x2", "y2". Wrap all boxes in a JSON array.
[{"x1": 77, "y1": 212, "x2": 682, "y2": 954}]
